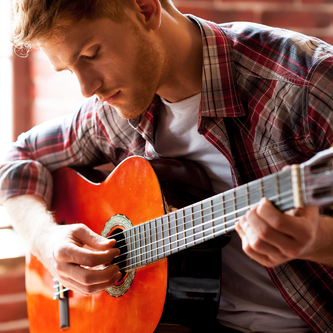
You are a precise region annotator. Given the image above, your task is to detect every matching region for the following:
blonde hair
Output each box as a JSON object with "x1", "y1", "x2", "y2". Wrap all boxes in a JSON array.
[{"x1": 11, "y1": 0, "x2": 174, "y2": 56}]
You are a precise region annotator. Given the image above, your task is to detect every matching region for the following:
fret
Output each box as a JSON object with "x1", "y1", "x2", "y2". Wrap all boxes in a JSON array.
[
  {"x1": 137, "y1": 224, "x2": 142, "y2": 266},
  {"x1": 245, "y1": 184, "x2": 249, "y2": 208},
  {"x1": 235, "y1": 186, "x2": 247, "y2": 219},
  {"x1": 169, "y1": 213, "x2": 177, "y2": 254},
  {"x1": 279, "y1": 169, "x2": 294, "y2": 211},
  {"x1": 177, "y1": 209, "x2": 186, "y2": 251},
  {"x1": 248, "y1": 179, "x2": 261, "y2": 207},
  {"x1": 140, "y1": 224, "x2": 146, "y2": 266},
  {"x1": 181, "y1": 206, "x2": 191, "y2": 250},
  {"x1": 185, "y1": 206, "x2": 195, "y2": 247},
  {"x1": 198, "y1": 201, "x2": 204, "y2": 242},
  {"x1": 209, "y1": 198, "x2": 216, "y2": 239},
  {"x1": 275, "y1": 174, "x2": 280, "y2": 209},
  {"x1": 224, "y1": 190, "x2": 235, "y2": 231},
  {"x1": 155, "y1": 217, "x2": 163, "y2": 260},
  {"x1": 168, "y1": 213, "x2": 175, "y2": 254},
  {"x1": 123, "y1": 229, "x2": 131, "y2": 270},
  {"x1": 211, "y1": 194, "x2": 224, "y2": 237},
  {"x1": 202, "y1": 199, "x2": 213, "y2": 242},
  {"x1": 150, "y1": 219, "x2": 157, "y2": 263},
  {"x1": 135, "y1": 225, "x2": 141, "y2": 269},
  {"x1": 262, "y1": 174, "x2": 276, "y2": 202},
  {"x1": 170, "y1": 211, "x2": 180, "y2": 253},
  {"x1": 260, "y1": 177, "x2": 264, "y2": 199},
  {"x1": 192, "y1": 203, "x2": 202, "y2": 245},
  {"x1": 232, "y1": 190, "x2": 237, "y2": 223},
  {"x1": 145, "y1": 221, "x2": 152, "y2": 265},
  {"x1": 221, "y1": 193, "x2": 226, "y2": 235},
  {"x1": 161, "y1": 215, "x2": 170, "y2": 257},
  {"x1": 130, "y1": 227, "x2": 136, "y2": 268}
]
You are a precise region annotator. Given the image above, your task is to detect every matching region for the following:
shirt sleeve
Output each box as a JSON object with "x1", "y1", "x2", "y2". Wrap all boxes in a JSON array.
[
  {"x1": 307, "y1": 52, "x2": 333, "y2": 150},
  {"x1": 0, "y1": 97, "x2": 146, "y2": 206}
]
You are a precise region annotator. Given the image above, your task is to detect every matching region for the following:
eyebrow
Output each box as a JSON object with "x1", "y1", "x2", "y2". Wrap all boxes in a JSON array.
[{"x1": 54, "y1": 35, "x2": 95, "y2": 72}]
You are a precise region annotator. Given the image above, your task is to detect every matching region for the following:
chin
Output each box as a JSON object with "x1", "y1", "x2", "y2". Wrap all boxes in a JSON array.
[{"x1": 112, "y1": 106, "x2": 144, "y2": 120}]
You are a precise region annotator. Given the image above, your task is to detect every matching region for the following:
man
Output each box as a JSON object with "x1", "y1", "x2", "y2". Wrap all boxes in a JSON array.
[{"x1": 1, "y1": 0, "x2": 333, "y2": 332}]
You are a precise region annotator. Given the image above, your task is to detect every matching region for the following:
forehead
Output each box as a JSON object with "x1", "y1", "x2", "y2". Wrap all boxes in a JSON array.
[{"x1": 40, "y1": 17, "x2": 121, "y2": 68}]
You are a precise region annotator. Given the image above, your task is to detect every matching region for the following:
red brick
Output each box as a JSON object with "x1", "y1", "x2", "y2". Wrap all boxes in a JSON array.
[
  {"x1": 177, "y1": 7, "x2": 255, "y2": 23},
  {"x1": 0, "y1": 300, "x2": 28, "y2": 322},
  {"x1": 1, "y1": 329, "x2": 29, "y2": 333},
  {"x1": 262, "y1": 10, "x2": 331, "y2": 29},
  {"x1": 0, "y1": 319, "x2": 29, "y2": 333},
  {"x1": 316, "y1": 35, "x2": 333, "y2": 45},
  {"x1": 0, "y1": 273, "x2": 25, "y2": 295},
  {"x1": 302, "y1": 0, "x2": 333, "y2": 3},
  {"x1": 0, "y1": 259, "x2": 26, "y2": 295},
  {"x1": 222, "y1": 0, "x2": 292, "y2": 2}
]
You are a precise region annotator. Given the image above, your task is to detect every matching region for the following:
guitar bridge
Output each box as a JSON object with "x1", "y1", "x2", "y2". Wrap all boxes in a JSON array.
[{"x1": 53, "y1": 279, "x2": 70, "y2": 329}]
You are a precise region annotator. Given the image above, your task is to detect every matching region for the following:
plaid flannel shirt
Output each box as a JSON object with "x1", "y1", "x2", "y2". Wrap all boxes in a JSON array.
[{"x1": 1, "y1": 15, "x2": 333, "y2": 332}]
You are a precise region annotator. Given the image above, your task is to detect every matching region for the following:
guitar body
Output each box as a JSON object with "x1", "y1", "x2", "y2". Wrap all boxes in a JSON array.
[{"x1": 26, "y1": 156, "x2": 223, "y2": 332}]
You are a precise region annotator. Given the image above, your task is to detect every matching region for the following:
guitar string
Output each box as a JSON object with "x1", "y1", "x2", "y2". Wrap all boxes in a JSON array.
[
  {"x1": 107, "y1": 166, "x2": 328, "y2": 251},
  {"x1": 108, "y1": 170, "x2": 293, "y2": 245},
  {"x1": 54, "y1": 185, "x2": 300, "y2": 296},
  {"x1": 110, "y1": 165, "x2": 330, "y2": 260},
  {"x1": 55, "y1": 165, "x2": 329, "y2": 291},
  {"x1": 112, "y1": 188, "x2": 295, "y2": 270},
  {"x1": 114, "y1": 172, "x2": 330, "y2": 270},
  {"x1": 110, "y1": 170, "x2": 295, "y2": 252},
  {"x1": 118, "y1": 191, "x2": 295, "y2": 272},
  {"x1": 111, "y1": 184, "x2": 295, "y2": 266}
]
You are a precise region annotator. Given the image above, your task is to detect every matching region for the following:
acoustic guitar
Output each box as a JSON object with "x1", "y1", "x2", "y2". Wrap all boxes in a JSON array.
[{"x1": 26, "y1": 148, "x2": 333, "y2": 332}]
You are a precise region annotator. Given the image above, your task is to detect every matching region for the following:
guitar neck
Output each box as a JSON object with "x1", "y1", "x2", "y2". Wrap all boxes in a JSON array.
[{"x1": 122, "y1": 167, "x2": 297, "y2": 271}]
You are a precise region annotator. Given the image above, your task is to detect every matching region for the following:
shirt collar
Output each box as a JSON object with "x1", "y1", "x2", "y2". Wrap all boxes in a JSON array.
[
  {"x1": 129, "y1": 15, "x2": 245, "y2": 134},
  {"x1": 189, "y1": 15, "x2": 245, "y2": 118}
]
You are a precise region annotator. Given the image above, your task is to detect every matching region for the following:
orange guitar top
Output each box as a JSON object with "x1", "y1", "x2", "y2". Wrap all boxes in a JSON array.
[{"x1": 26, "y1": 156, "x2": 168, "y2": 333}]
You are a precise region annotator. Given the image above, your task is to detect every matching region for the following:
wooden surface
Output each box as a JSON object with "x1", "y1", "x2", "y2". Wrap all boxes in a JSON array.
[{"x1": 26, "y1": 157, "x2": 168, "y2": 333}]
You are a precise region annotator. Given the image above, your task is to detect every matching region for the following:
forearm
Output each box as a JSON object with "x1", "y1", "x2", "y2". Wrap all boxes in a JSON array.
[
  {"x1": 2, "y1": 194, "x2": 57, "y2": 261},
  {"x1": 2, "y1": 194, "x2": 121, "y2": 295}
]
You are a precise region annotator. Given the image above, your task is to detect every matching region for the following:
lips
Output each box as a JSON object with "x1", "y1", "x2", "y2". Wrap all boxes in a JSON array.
[{"x1": 100, "y1": 91, "x2": 121, "y2": 105}]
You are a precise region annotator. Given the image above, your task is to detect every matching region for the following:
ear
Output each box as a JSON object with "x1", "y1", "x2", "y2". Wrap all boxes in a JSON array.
[{"x1": 134, "y1": 0, "x2": 162, "y2": 30}]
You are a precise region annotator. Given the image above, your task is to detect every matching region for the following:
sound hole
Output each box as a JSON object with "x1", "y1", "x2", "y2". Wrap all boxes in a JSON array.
[
  {"x1": 102, "y1": 214, "x2": 135, "y2": 297},
  {"x1": 108, "y1": 227, "x2": 128, "y2": 283}
]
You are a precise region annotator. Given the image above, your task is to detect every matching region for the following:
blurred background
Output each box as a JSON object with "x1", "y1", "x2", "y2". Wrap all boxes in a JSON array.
[{"x1": 1, "y1": 0, "x2": 333, "y2": 332}]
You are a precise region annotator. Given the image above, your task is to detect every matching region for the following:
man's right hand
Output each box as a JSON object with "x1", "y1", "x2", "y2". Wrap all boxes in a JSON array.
[{"x1": 3, "y1": 195, "x2": 122, "y2": 295}]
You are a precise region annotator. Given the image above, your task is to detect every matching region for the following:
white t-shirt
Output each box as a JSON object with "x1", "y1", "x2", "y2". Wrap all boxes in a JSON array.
[{"x1": 148, "y1": 93, "x2": 310, "y2": 333}]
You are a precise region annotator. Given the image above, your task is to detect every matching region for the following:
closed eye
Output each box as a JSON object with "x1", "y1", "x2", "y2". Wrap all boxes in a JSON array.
[{"x1": 83, "y1": 46, "x2": 100, "y2": 60}]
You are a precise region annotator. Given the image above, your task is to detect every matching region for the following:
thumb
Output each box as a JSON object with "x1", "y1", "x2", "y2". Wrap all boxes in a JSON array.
[{"x1": 74, "y1": 225, "x2": 116, "y2": 251}]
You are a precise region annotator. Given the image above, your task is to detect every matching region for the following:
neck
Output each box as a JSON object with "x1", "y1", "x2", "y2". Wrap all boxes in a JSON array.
[{"x1": 157, "y1": 12, "x2": 203, "y2": 103}]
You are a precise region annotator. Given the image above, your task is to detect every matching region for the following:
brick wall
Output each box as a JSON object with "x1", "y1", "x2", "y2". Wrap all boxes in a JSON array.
[
  {"x1": 175, "y1": 0, "x2": 333, "y2": 44},
  {"x1": 0, "y1": 257, "x2": 29, "y2": 333},
  {"x1": 19, "y1": 0, "x2": 333, "y2": 132}
]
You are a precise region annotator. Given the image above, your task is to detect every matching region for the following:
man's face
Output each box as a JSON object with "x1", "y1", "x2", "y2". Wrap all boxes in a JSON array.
[{"x1": 41, "y1": 15, "x2": 164, "y2": 119}]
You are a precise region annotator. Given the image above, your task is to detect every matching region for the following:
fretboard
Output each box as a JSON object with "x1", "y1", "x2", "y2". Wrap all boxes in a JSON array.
[{"x1": 120, "y1": 168, "x2": 295, "y2": 272}]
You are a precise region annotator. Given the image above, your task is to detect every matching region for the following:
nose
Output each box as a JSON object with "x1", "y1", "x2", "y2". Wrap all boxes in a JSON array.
[{"x1": 75, "y1": 68, "x2": 103, "y2": 98}]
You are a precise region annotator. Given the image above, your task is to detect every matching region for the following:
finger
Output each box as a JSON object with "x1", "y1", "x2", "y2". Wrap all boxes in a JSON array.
[
  {"x1": 54, "y1": 241, "x2": 120, "y2": 268},
  {"x1": 58, "y1": 269, "x2": 122, "y2": 295},
  {"x1": 241, "y1": 208, "x2": 295, "y2": 252},
  {"x1": 240, "y1": 216, "x2": 288, "y2": 256},
  {"x1": 57, "y1": 261, "x2": 120, "y2": 284},
  {"x1": 72, "y1": 224, "x2": 116, "y2": 250},
  {"x1": 256, "y1": 198, "x2": 319, "y2": 241},
  {"x1": 236, "y1": 220, "x2": 289, "y2": 266}
]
